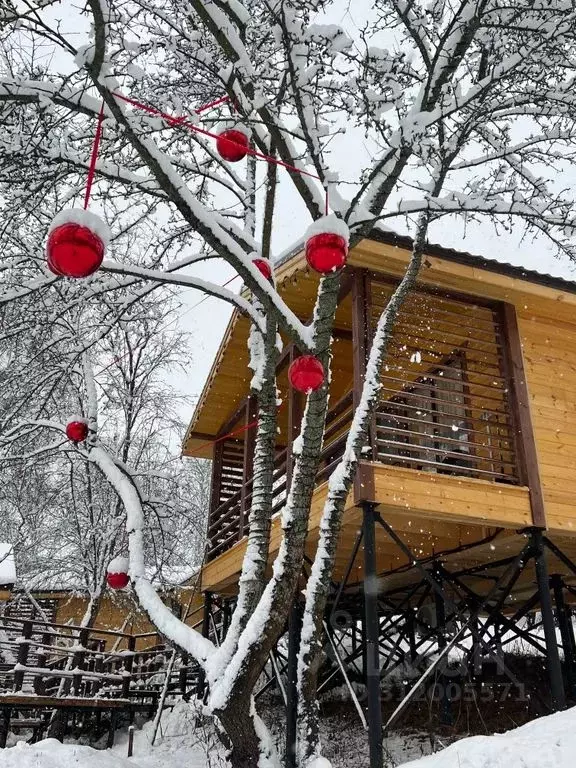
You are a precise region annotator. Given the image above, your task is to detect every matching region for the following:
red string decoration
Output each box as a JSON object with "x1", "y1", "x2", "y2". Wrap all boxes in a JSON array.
[
  {"x1": 111, "y1": 91, "x2": 330, "y2": 214},
  {"x1": 84, "y1": 102, "x2": 105, "y2": 210}
]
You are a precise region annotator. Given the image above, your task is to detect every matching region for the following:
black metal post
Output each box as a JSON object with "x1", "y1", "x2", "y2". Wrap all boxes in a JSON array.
[
  {"x1": 551, "y1": 574, "x2": 576, "y2": 699},
  {"x1": 406, "y1": 610, "x2": 417, "y2": 664},
  {"x1": 362, "y1": 502, "x2": 383, "y2": 768},
  {"x1": 0, "y1": 707, "x2": 11, "y2": 749},
  {"x1": 196, "y1": 591, "x2": 212, "y2": 698},
  {"x1": 285, "y1": 598, "x2": 302, "y2": 768},
  {"x1": 532, "y1": 531, "x2": 566, "y2": 710},
  {"x1": 222, "y1": 599, "x2": 231, "y2": 639},
  {"x1": 433, "y1": 567, "x2": 453, "y2": 725}
]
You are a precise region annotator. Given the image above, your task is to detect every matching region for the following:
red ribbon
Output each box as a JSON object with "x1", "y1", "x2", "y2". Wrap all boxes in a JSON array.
[
  {"x1": 190, "y1": 419, "x2": 260, "y2": 456},
  {"x1": 84, "y1": 101, "x2": 105, "y2": 209},
  {"x1": 112, "y1": 92, "x2": 329, "y2": 215}
]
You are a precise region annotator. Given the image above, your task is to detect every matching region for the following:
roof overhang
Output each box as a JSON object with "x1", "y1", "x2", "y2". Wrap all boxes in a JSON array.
[{"x1": 182, "y1": 232, "x2": 576, "y2": 459}]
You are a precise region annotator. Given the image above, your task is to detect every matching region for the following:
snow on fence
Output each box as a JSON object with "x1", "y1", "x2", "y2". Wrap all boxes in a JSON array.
[{"x1": 0, "y1": 614, "x2": 203, "y2": 746}]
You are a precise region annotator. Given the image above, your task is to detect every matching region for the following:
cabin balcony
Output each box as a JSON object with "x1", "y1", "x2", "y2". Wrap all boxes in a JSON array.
[{"x1": 200, "y1": 269, "x2": 535, "y2": 577}]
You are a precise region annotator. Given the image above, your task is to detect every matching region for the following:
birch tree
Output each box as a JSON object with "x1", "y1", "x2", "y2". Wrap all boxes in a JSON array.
[{"x1": 2, "y1": 1, "x2": 576, "y2": 767}]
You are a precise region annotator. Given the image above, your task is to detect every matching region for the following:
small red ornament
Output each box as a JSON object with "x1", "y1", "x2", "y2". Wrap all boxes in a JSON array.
[
  {"x1": 288, "y1": 355, "x2": 325, "y2": 393},
  {"x1": 216, "y1": 128, "x2": 249, "y2": 162},
  {"x1": 107, "y1": 557, "x2": 130, "y2": 590},
  {"x1": 107, "y1": 571, "x2": 130, "y2": 589},
  {"x1": 66, "y1": 419, "x2": 89, "y2": 443},
  {"x1": 305, "y1": 232, "x2": 348, "y2": 274},
  {"x1": 253, "y1": 258, "x2": 272, "y2": 280},
  {"x1": 47, "y1": 223, "x2": 105, "y2": 278}
]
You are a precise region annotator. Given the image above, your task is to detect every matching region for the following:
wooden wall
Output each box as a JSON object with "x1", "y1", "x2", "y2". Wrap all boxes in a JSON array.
[{"x1": 518, "y1": 304, "x2": 576, "y2": 535}]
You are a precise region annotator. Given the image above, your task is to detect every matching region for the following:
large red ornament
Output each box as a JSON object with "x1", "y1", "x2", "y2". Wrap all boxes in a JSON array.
[
  {"x1": 107, "y1": 556, "x2": 130, "y2": 590},
  {"x1": 47, "y1": 251, "x2": 65, "y2": 276},
  {"x1": 288, "y1": 355, "x2": 325, "y2": 393},
  {"x1": 47, "y1": 223, "x2": 105, "y2": 278},
  {"x1": 305, "y1": 232, "x2": 348, "y2": 274},
  {"x1": 66, "y1": 419, "x2": 89, "y2": 443},
  {"x1": 216, "y1": 128, "x2": 249, "y2": 162},
  {"x1": 253, "y1": 258, "x2": 272, "y2": 280}
]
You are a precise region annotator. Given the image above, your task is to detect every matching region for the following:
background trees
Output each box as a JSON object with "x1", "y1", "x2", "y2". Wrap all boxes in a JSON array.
[{"x1": 2, "y1": 2, "x2": 576, "y2": 767}]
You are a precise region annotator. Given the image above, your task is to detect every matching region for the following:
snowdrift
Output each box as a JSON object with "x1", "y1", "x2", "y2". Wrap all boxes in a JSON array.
[
  {"x1": 0, "y1": 738, "x2": 137, "y2": 768},
  {"x1": 401, "y1": 706, "x2": 576, "y2": 768}
]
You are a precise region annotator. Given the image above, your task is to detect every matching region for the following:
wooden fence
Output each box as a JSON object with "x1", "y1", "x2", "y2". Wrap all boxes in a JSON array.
[{"x1": 0, "y1": 614, "x2": 201, "y2": 746}]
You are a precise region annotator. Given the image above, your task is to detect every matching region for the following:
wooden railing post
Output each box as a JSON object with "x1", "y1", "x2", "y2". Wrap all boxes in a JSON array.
[
  {"x1": 121, "y1": 636, "x2": 136, "y2": 699},
  {"x1": 196, "y1": 592, "x2": 212, "y2": 698},
  {"x1": 12, "y1": 620, "x2": 32, "y2": 692},
  {"x1": 33, "y1": 630, "x2": 52, "y2": 695},
  {"x1": 93, "y1": 653, "x2": 104, "y2": 696},
  {"x1": 500, "y1": 303, "x2": 546, "y2": 527},
  {"x1": 207, "y1": 440, "x2": 224, "y2": 557},
  {"x1": 72, "y1": 628, "x2": 89, "y2": 696},
  {"x1": 179, "y1": 651, "x2": 189, "y2": 695}
]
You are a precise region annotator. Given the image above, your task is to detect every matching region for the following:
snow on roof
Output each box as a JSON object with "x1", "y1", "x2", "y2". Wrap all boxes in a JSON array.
[
  {"x1": 275, "y1": 228, "x2": 576, "y2": 295},
  {"x1": 0, "y1": 544, "x2": 16, "y2": 586}
]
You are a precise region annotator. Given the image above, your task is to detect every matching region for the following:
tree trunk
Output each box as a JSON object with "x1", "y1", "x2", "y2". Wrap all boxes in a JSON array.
[
  {"x1": 218, "y1": 700, "x2": 261, "y2": 768},
  {"x1": 297, "y1": 218, "x2": 431, "y2": 763},
  {"x1": 207, "y1": 273, "x2": 343, "y2": 761}
]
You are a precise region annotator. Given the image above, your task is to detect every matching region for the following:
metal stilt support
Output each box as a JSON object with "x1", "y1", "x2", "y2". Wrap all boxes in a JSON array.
[
  {"x1": 532, "y1": 531, "x2": 566, "y2": 710},
  {"x1": 285, "y1": 599, "x2": 302, "y2": 768},
  {"x1": 551, "y1": 575, "x2": 576, "y2": 699},
  {"x1": 433, "y1": 567, "x2": 453, "y2": 726},
  {"x1": 362, "y1": 502, "x2": 383, "y2": 768}
]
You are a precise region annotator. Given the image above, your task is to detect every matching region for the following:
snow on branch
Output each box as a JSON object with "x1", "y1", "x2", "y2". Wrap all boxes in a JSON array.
[{"x1": 89, "y1": 446, "x2": 215, "y2": 665}]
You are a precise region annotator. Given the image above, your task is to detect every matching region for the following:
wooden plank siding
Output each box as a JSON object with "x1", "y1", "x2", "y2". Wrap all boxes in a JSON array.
[{"x1": 517, "y1": 307, "x2": 576, "y2": 535}]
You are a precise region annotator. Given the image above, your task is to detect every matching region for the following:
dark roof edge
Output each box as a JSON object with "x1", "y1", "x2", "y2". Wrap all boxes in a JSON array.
[
  {"x1": 276, "y1": 228, "x2": 576, "y2": 295},
  {"x1": 367, "y1": 228, "x2": 576, "y2": 296}
]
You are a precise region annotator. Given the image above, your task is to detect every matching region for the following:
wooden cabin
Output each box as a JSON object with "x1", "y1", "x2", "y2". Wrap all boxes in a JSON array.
[{"x1": 183, "y1": 231, "x2": 576, "y2": 609}]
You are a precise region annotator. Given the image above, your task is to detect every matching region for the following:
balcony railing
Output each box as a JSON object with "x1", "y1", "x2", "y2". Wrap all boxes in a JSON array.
[{"x1": 206, "y1": 282, "x2": 521, "y2": 562}]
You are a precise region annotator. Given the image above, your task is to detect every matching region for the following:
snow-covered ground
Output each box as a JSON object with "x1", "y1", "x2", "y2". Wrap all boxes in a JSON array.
[
  {"x1": 402, "y1": 706, "x2": 576, "y2": 768},
  {"x1": 1, "y1": 703, "x2": 576, "y2": 768}
]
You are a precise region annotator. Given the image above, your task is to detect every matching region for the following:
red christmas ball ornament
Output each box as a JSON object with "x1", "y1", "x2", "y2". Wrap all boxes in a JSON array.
[
  {"x1": 107, "y1": 556, "x2": 130, "y2": 590},
  {"x1": 47, "y1": 251, "x2": 65, "y2": 276},
  {"x1": 253, "y1": 258, "x2": 273, "y2": 280},
  {"x1": 65, "y1": 419, "x2": 89, "y2": 443},
  {"x1": 46, "y1": 210, "x2": 109, "y2": 278},
  {"x1": 305, "y1": 232, "x2": 348, "y2": 274},
  {"x1": 288, "y1": 355, "x2": 325, "y2": 394},
  {"x1": 216, "y1": 128, "x2": 249, "y2": 162}
]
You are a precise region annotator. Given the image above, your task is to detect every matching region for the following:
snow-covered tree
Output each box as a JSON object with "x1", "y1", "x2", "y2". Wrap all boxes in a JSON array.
[
  {"x1": 3, "y1": 1, "x2": 576, "y2": 766},
  {"x1": 0, "y1": 289, "x2": 208, "y2": 611}
]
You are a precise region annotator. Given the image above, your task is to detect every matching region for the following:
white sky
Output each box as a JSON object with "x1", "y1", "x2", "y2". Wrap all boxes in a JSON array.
[{"x1": 15, "y1": 0, "x2": 576, "y2": 429}]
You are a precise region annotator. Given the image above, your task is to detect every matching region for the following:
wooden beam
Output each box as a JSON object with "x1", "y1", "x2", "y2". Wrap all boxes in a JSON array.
[
  {"x1": 216, "y1": 395, "x2": 250, "y2": 439},
  {"x1": 501, "y1": 303, "x2": 547, "y2": 528}
]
